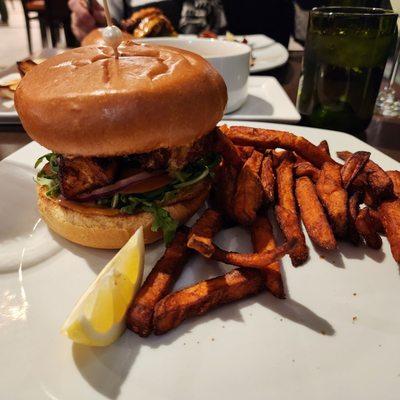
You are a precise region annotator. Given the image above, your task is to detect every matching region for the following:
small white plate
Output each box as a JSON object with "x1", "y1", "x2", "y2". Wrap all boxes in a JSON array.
[
  {"x1": 175, "y1": 34, "x2": 289, "y2": 72},
  {"x1": 231, "y1": 34, "x2": 289, "y2": 72},
  {"x1": 0, "y1": 73, "x2": 19, "y2": 124},
  {"x1": 223, "y1": 76, "x2": 300, "y2": 123}
]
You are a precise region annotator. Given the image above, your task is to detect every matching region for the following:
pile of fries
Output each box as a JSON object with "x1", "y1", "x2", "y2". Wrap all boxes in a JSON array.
[{"x1": 125, "y1": 127, "x2": 400, "y2": 336}]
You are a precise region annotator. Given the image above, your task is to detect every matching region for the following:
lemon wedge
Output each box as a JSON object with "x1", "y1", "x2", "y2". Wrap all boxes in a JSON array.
[{"x1": 61, "y1": 227, "x2": 144, "y2": 346}]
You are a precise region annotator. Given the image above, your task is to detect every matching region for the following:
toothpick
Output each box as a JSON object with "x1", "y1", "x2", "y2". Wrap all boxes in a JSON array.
[
  {"x1": 102, "y1": 0, "x2": 113, "y2": 27},
  {"x1": 102, "y1": 0, "x2": 122, "y2": 59}
]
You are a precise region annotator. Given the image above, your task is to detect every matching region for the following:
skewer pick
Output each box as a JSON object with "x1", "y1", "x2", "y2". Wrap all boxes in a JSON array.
[{"x1": 101, "y1": 0, "x2": 123, "y2": 59}]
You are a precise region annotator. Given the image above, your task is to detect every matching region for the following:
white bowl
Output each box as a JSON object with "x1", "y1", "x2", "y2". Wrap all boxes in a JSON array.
[{"x1": 136, "y1": 37, "x2": 251, "y2": 113}]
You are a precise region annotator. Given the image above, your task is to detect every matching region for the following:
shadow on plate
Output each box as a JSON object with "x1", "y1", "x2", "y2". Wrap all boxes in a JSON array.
[
  {"x1": 72, "y1": 333, "x2": 142, "y2": 400},
  {"x1": 231, "y1": 94, "x2": 274, "y2": 116}
]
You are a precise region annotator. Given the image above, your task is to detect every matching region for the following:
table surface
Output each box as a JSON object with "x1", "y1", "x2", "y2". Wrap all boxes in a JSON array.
[{"x1": 1, "y1": 49, "x2": 399, "y2": 162}]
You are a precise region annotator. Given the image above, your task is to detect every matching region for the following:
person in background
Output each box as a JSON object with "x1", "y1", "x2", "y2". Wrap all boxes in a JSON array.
[
  {"x1": 69, "y1": 0, "x2": 182, "y2": 41},
  {"x1": 70, "y1": 0, "x2": 391, "y2": 47},
  {"x1": 69, "y1": 0, "x2": 228, "y2": 41},
  {"x1": 0, "y1": 0, "x2": 8, "y2": 26},
  {"x1": 179, "y1": 0, "x2": 226, "y2": 34}
]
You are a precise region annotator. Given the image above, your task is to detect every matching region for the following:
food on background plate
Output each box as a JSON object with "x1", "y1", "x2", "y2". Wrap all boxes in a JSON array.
[
  {"x1": 62, "y1": 227, "x2": 144, "y2": 346},
  {"x1": 0, "y1": 60, "x2": 40, "y2": 104},
  {"x1": 121, "y1": 7, "x2": 177, "y2": 38},
  {"x1": 0, "y1": 78, "x2": 19, "y2": 100},
  {"x1": 14, "y1": 43, "x2": 227, "y2": 248}
]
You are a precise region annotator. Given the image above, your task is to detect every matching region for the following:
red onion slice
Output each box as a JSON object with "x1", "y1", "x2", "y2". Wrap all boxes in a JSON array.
[{"x1": 75, "y1": 170, "x2": 164, "y2": 201}]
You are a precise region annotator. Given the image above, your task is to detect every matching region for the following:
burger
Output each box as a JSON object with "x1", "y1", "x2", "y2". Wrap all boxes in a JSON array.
[{"x1": 14, "y1": 42, "x2": 227, "y2": 248}]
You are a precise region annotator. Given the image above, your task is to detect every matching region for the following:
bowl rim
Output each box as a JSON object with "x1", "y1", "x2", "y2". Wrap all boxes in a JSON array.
[{"x1": 135, "y1": 37, "x2": 251, "y2": 58}]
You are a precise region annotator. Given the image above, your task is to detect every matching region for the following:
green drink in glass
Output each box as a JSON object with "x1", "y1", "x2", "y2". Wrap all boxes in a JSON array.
[{"x1": 297, "y1": 7, "x2": 398, "y2": 135}]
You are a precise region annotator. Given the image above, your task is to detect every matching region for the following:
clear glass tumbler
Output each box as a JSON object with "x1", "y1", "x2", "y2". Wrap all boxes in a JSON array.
[{"x1": 297, "y1": 7, "x2": 398, "y2": 135}]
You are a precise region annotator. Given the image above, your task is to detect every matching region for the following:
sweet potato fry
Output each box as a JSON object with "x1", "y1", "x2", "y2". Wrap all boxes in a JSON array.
[
  {"x1": 295, "y1": 176, "x2": 337, "y2": 250},
  {"x1": 316, "y1": 162, "x2": 348, "y2": 238},
  {"x1": 294, "y1": 162, "x2": 320, "y2": 182},
  {"x1": 127, "y1": 227, "x2": 192, "y2": 337},
  {"x1": 236, "y1": 145, "x2": 254, "y2": 160},
  {"x1": 211, "y1": 162, "x2": 238, "y2": 220},
  {"x1": 275, "y1": 157, "x2": 309, "y2": 266},
  {"x1": 259, "y1": 152, "x2": 275, "y2": 204},
  {"x1": 215, "y1": 128, "x2": 244, "y2": 169},
  {"x1": 355, "y1": 208, "x2": 382, "y2": 249},
  {"x1": 387, "y1": 171, "x2": 400, "y2": 198},
  {"x1": 379, "y1": 199, "x2": 400, "y2": 263},
  {"x1": 233, "y1": 150, "x2": 264, "y2": 225},
  {"x1": 363, "y1": 189, "x2": 378, "y2": 209},
  {"x1": 211, "y1": 238, "x2": 297, "y2": 270},
  {"x1": 338, "y1": 151, "x2": 393, "y2": 199},
  {"x1": 272, "y1": 150, "x2": 290, "y2": 168},
  {"x1": 153, "y1": 268, "x2": 265, "y2": 334},
  {"x1": 16, "y1": 59, "x2": 37, "y2": 77},
  {"x1": 318, "y1": 140, "x2": 330, "y2": 156},
  {"x1": 251, "y1": 214, "x2": 285, "y2": 298},
  {"x1": 187, "y1": 209, "x2": 223, "y2": 258},
  {"x1": 221, "y1": 125, "x2": 334, "y2": 168},
  {"x1": 340, "y1": 151, "x2": 370, "y2": 190},
  {"x1": 274, "y1": 205, "x2": 309, "y2": 266},
  {"x1": 351, "y1": 171, "x2": 368, "y2": 191},
  {"x1": 348, "y1": 191, "x2": 362, "y2": 245},
  {"x1": 276, "y1": 157, "x2": 296, "y2": 211},
  {"x1": 367, "y1": 208, "x2": 384, "y2": 234}
]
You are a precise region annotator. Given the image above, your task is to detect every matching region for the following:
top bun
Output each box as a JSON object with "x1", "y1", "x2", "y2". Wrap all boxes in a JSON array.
[
  {"x1": 81, "y1": 28, "x2": 134, "y2": 46},
  {"x1": 15, "y1": 43, "x2": 227, "y2": 156}
]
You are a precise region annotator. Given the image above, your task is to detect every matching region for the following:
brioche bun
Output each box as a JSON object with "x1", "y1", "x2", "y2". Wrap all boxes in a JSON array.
[
  {"x1": 14, "y1": 43, "x2": 227, "y2": 157},
  {"x1": 38, "y1": 184, "x2": 209, "y2": 248},
  {"x1": 81, "y1": 28, "x2": 134, "y2": 46}
]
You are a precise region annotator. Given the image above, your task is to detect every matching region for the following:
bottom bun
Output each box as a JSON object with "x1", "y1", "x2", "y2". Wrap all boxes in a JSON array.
[{"x1": 37, "y1": 185, "x2": 209, "y2": 249}]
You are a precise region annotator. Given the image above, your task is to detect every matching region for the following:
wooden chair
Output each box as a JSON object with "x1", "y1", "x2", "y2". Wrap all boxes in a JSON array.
[
  {"x1": 44, "y1": 0, "x2": 78, "y2": 48},
  {"x1": 20, "y1": 0, "x2": 48, "y2": 53}
]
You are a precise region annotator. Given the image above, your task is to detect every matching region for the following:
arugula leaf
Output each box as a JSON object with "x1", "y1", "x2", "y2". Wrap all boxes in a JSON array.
[
  {"x1": 34, "y1": 174, "x2": 60, "y2": 196},
  {"x1": 34, "y1": 153, "x2": 52, "y2": 169},
  {"x1": 34, "y1": 153, "x2": 60, "y2": 197},
  {"x1": 173, "y1": 168, "x2": 210, "y2": 189},
  {"x1": 146, "y1": 204, "x2": 178, "y2": 245},
  {"x1": 111, "y1": 193, "x2": 120, "y2": 208}
]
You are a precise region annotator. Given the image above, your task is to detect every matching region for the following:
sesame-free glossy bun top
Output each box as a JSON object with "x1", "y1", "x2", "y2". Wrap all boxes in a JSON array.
[{"x1": 15, "y1": 43, "x2": 227, "y2": 156}]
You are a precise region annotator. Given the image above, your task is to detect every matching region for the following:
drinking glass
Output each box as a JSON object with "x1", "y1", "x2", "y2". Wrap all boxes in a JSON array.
[
  {"x1": 376, "y1": 1, "x2": 400, "y2": 117},
  {"x1": 297, "y1": 7, "x2": 398, "y2": 135}
]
